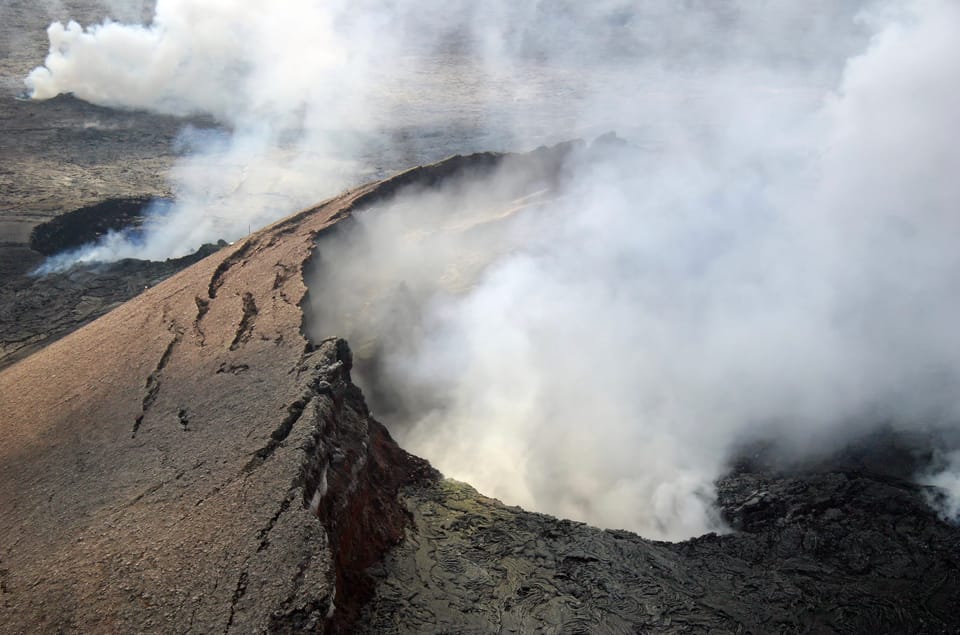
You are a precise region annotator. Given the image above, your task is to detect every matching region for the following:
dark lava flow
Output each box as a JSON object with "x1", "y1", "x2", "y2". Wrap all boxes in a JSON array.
[{"x1": 29, "y1": 196, "x2": 170, "y2": 256}]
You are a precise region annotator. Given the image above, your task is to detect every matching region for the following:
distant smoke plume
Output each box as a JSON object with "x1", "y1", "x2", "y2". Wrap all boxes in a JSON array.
[
  {"x1": 26, "y1": 0, "x2": 867, "y2": 267},
  {"x1": 921, "y1": 451, "x2": 960, "y2": 523},
  {"x1": 26, "y1": 1, "x2": 960, "y2": 537}
]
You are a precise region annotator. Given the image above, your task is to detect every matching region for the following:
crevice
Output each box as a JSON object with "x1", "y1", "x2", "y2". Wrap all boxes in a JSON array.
[
  {"x1": 223, "y1": 569, "x2": 249, "y2": 634},
  {"x1": 127, "y1": 481, "x2": 164, "y2": 506},
  {"x1": 208, "y1": 239, "x2": 259, "y2": 299},
  {"x1": 242, "y1": 395, "x2": 312, "y2": 474},
  {"x1": 216, "y1": 363, "x2": 250, "y2": 375},
  {"x1": 229, "y1": 293, "x2": 258, "y2": 351},
  {"x1": 193, "y1": 296, "x2": 210, "y2": 345},
  {"x1": 132, "y1": 414, "x2": 145, "y2": 438},
  {"x1": 273, "y1": 263, "x2": 297, "y2": 290},
  {"x1": 131, "y1": 329, "x2": 182, "y2": 438},
  {"x1": 256, "y1": 490, "x2": 296, "y2": 553}
]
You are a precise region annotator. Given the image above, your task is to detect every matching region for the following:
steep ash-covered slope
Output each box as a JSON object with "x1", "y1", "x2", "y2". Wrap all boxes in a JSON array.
[
  {"x1": 0, "y1": 238, "x2": 226, "y2": 371},
  {"x1": 0, "y1": 149, "x2": 545, "y2": 633},
  {"x1": 1, "y1": 149, "x2": 959, "y2": 634},
  {"x1": 0, "y1": 158, "x2": 433, "y2": 632}
]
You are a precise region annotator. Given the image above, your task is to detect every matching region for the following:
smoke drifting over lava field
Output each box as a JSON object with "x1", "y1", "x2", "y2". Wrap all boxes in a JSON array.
[
  {"x1": 25, "y1": 0, "x2": 960, "y2": 538},
  {"x1": 22, "y1": 0, "x2": 872, "y2": 266}
]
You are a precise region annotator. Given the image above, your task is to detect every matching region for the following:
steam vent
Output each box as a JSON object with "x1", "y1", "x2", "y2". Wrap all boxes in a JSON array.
[{"x1": 3, "y1": 2, "x2": 960, "y2": 634}]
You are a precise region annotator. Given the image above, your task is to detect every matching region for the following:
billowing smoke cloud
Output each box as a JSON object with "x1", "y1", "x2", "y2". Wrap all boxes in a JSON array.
[
  {"x1": 921, "y1": 451, "x2": 960, "y2": 523},
  {"x1": 307, "y1": 1, "x2": 960, "y2": 539},
  {"x1": 26, "y1": 0, "x2": 378, "y2": 268},
  {"x1": 27, "y1": 0, "x2": 868, "y2": 268},
  {"x1": 26, "y1": 0, "x2": 960, "y2": 537},
  {"x1": 25, "y1": 0, "x2": 589, "y2": 267}
]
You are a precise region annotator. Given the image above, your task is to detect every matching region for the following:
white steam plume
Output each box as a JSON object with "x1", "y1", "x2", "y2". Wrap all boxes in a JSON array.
[
  {"x1": 27, "y1": 0, "x2": 868, "y2": 268},
  {"x1": 25, "y1": 1, "x2": 960, "y2": 537},
  {"x1": 306, "y1": 1, "x2": 960, "y2": 539},
  {"x1": 920, "y1": 451, "x2": 960, "y2": 523}
]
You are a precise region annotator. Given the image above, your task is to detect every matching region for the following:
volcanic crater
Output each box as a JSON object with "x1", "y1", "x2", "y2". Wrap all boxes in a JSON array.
[
  {"x1": 2, "y1": 146, "x2": 959, "y2": 633},
  {"x1": 3, "y1": 2, "x2": 960, "y2": 633}
]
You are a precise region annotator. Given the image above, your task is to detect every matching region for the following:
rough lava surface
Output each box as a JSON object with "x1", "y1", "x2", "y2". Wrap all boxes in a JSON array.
[
  {"x1": 1, "y1": 149, "x2": 959, "y2": 634},
  {"x1": 0, "y1": 0, "x2": 216, "y2": 371}
]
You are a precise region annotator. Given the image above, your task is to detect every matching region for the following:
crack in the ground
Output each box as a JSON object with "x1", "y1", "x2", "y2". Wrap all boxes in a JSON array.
[
  {"x1": 193, "y1": 296, "x2": 209, "y2": 346},
  {"x1": 222, "y1": 490, "x2": 301, "y2": 633},
  {"x1": 273, "y1": 263, "x2": 297, "y2": 291},
  {"x1": 242, "y1": 395, "x2": 313, "y2": 474},
  {"x1": 208, "y1": 239, "x2": 258, "y2": 300},
  {"x1": 131, "y1": 327, "x2": 182, "y2": 438},
  {"x1": 229, "y1": 292, "x2": 258, "y2": 351},
  {"x1": 256, "y1": 490, "x2": 297, "y2": 553},
  {"x1": 223, "y1": 568, "x2": 249, "y2": 634},
  {"x1": 126, "y1": 481, "x2": 164, "y2": 506},
  {"x1": 216, "y1": 363, "x2": 250, "y2": 375}
]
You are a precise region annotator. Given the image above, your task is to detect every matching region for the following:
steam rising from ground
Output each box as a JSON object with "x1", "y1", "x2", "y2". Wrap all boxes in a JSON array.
[
  {"x1": 26, "y1": 1, "x2": 867, "y2": 267},
  {"x1": 921, "y1": 452, "x2": 960, "y2": 523},
  {"x1": 27, "y1": 1, "x2": 960, "y2": 537},
  {"x1": 310, "y1": 2, "x2": 960, "y2": 539}
]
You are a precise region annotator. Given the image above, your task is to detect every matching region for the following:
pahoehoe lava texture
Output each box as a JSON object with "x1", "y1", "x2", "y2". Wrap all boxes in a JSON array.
[
  {"x1": 0, "y1": 149, "x2": 958, "y2": 634},
  {"x1": 360, "y1": 456, "x2": 960, "y2": 633},
  {"x1": 0, "y1": 241, "x2": 224, "y2": 371}
]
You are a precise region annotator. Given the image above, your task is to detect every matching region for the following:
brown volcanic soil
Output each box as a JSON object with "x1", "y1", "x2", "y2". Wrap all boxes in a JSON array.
[
  {"x1": 0, "y1": 152, "x2": 523, "y2": 633},
  {"x1": 0, "y1": 158, "x2": 399, "y2": 632},
  {"x1": 1, "y1": 149, "x2": 959, "y2": 634}
]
